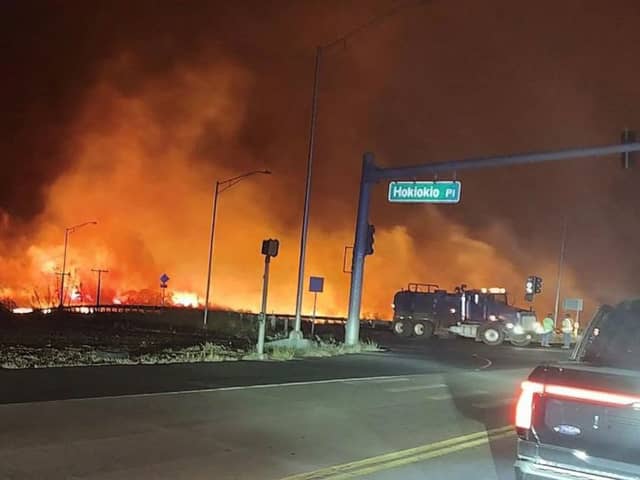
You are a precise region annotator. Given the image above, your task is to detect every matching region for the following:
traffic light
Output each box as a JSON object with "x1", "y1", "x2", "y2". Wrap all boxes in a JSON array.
[
  {"x1": 525, "y1": 276, "x2": 534, "y2": 296},
  {"x1": 261, "y1": 238, "x2": 279, "y2": 257},
  {"x1": 525, "y1": 275, "x2": 542, "y2": 302},
  {"x1": 365, "y1": 224, "x2": 375, "y2": 255},
  {"x1": 534, "y1": 276, "x2": 543, "y2": 294},
  {"x1": 621, "y1": 129, "x2": 637, "y2": 169}
]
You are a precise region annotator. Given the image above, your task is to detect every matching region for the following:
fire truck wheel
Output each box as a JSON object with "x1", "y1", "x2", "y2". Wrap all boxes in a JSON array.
[
  {"x1": 412, "y1": 320, "x2": 434, "y2": 339},
  {"x1": 392, "y1": 319, "x2": 413, "y2": 337},
  {"x1": 479, "y1": 325, "x2": 504, "y2": 346},
  {"x1": 510, "y1": 334, "x2": 531, "y2": 347}
]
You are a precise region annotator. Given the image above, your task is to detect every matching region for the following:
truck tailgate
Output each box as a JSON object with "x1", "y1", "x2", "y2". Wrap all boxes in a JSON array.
[{"x1": 529, "y1": 364, "x2": 640, "y2": 472}]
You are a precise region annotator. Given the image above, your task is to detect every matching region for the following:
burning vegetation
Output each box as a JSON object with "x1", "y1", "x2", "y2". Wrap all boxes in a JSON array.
[{"x1": 4, "y1": 1, "x2": 621, "y2": 319}]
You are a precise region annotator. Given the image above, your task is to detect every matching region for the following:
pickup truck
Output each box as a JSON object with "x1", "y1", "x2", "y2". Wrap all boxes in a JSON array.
[{"x1": 514, "y1": 301, "x2": 640, "y2": 480}]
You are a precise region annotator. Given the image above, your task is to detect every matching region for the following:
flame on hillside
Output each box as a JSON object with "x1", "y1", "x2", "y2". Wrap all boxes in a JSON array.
[
  {"x1": 172, "y1": 291, "x2": 200, "y2": 308},
  {"x1": 0, "y1": 56, "x2": 588, "y2": 318}
]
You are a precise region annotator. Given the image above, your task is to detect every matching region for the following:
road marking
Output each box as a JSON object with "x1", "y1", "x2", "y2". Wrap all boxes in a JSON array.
[
  {"x1": 423, "y1": 389, "x2": 502, "y2": 402},
  {"x1": 346, "y1": 377, "x2": 410, "y2": 385},
  {"x1": 279, "y1": 426, "x2": 515, "y2": 480},
  {"x1": 424, "y1": 393, "x2": 453, "y2": 400},
  {"x1": 3, "y1": 374, "x2": 426, "y2": 405},
  {"x1": 386, "y1": 383, "x2": 447, "y2": 393},
  {"x1": 471, "y1": 398, "x2": 514, "y2": 409},
  {"x1": 474, "y1": 355, "x2": 493, "y2": 370}
]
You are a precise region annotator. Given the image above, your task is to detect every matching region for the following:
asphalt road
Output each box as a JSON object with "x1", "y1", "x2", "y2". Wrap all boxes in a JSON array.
[{"x1": 0, "y1": 332, "x2": 569, "y2": 479}]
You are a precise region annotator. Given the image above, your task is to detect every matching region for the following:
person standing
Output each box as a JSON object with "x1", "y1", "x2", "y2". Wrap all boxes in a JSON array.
[
  {"x1": 541, "y1": 313, "x2": 555, "y2": 347},
  {"x1": 562, "y1": 313, "x2": 574, "y2": 349}
]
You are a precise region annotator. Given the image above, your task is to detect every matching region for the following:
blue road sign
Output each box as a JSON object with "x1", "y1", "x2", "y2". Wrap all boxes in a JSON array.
[
  {"x1": 563, "y1": 298, "x2": 584, "y2": 311},
  {"x1": 309, "y1": 276, "x2": 324, "y2": 293}
]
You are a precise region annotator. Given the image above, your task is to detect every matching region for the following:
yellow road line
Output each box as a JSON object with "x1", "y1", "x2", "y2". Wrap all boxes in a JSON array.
[
  {"x1": 329, "y1": 431, "x2": 515, "y2": 479},
  {"x1": 280, "y1": 426, "x2": 514, "y2": 480}
]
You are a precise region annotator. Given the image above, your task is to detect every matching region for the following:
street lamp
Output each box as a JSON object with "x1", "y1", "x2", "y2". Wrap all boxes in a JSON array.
[
  {"x1": 292, "y1": 2, "x2": 423, "y2": 339},
  {"x1": 59, "y1": 221, "x2": 97, "y2": 307},
  {"x1": 203, "y1": 169, "x2": 271, "y2": 327}
]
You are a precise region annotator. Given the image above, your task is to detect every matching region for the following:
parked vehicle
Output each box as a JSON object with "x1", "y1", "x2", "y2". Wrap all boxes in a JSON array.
[{"x1": 514, "y1": 301, "x2": 640, "y2": 479}]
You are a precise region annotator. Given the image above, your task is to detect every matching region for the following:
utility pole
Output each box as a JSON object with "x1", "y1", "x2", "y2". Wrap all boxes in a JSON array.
[
  {"x1": 91, "y1": 269, "x2": 109, "y2": 308},
  {"x1": 553, "y1": 217, "x2": 568, "y2": 327},
  {"x1": 58, "y1": 221, "x2": 97, "y2": 307},
  {"x1": 55, "y1": 272, "x2": 71, "y2": 307},
  {"x1": 59, "y1": 231, "x2": 70, "y2": 307}
]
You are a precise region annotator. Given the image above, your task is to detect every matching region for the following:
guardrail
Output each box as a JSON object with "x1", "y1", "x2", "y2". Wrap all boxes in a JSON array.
[{"x1": 36, "y1": 305, "x2": 390, "y2": 327}]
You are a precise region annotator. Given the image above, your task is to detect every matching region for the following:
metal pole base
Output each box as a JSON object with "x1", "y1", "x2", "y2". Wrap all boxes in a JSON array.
[{"x1": 288, "y1": 329, "x2": 304, "y2": 341}]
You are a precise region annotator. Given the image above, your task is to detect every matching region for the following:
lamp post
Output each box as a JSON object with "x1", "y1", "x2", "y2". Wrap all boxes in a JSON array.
[
  {"x1": 202, "y1": 169, "x2": 271, "y2": 327},
  {"x1": 292, "y1": 1, "x2": 423, "y2": 338},
  {"x1": 59, "y1": 221, "x2": 97, "y2": 308}
]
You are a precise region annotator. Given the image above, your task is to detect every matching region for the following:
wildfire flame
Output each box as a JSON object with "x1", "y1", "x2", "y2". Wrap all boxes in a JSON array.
[
  {"x1": 171, "y1": 291, "x2": 200, "y2": 308},
  {"x1": 0, "y1": 56, "x2": 588, "y2": 317}
]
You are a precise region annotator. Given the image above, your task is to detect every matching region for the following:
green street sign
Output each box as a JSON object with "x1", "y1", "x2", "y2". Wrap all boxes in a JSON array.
[{"x1": 388, "y1": 181, "x2": 461, "y2": 203}]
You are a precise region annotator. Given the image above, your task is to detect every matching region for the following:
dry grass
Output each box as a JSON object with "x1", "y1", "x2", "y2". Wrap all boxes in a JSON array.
[
  {"x1": 266, "y1": 346, "x2": 297, "y2": 361},
  {"x1": 300, "y1": 339, "x2": 382, "y2": 357},
  {"x1": 0, "y1": 342, "x2": 242, "y2": 369},
  {"x1": 135, "y1": 342, "x2": 241, "y2": 364},
  {"x1": 243, "y1": 346, "x2": 297, "y2": 361},
  {"x1": 242, "y1": 339, "x2": 382, "y2": 361},
  {"x1": 1, "y1": 338, "x2": 382, "y2": 369},
  {"x1": 244, "y1": 338, "x2": 382, "y2": 361}
]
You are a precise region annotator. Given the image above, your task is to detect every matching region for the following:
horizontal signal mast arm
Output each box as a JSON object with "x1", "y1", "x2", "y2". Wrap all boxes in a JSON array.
[{"x1": 368, "y1": 142, "x2": 640, "y2": 182}]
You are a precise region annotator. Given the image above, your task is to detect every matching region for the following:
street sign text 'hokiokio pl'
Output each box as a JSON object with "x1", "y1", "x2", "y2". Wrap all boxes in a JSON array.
[{"x1": 388, "y1": 181, "x2": 461, "y2": 203}]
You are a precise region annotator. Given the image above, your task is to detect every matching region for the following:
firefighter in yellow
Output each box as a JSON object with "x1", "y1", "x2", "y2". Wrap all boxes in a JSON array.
[
  {"x1": 541, "y1": 313, "x2": 555, "y2": 347},
  {"x1": 562, "y1": 313, "x2": 574, "y2": 349}
]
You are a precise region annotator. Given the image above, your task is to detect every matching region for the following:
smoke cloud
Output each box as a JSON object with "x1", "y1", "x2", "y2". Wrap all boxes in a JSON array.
[{"x1": 2, "y1": 0, "x2": 640, "y2": 319}]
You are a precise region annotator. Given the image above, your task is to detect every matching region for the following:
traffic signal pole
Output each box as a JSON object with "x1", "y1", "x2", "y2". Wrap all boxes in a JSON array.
[
  {"x1": 553, "y1": 216, "x2": 568, "y2": 327},
  {"x1": 344, "y1": 140, "x2": 640, "y2": 346},
  {"x1": 345, "y1": 153, "x2": 376, "y2": 345}
]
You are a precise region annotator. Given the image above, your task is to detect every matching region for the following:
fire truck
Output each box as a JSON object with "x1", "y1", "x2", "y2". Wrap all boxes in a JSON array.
[{"x1": 391, "y1": 283, "x2": 539, "y2": 346}]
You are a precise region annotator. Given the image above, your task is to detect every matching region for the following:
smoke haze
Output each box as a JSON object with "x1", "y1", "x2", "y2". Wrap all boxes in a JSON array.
[{"x1": 2, "y1": 0, "x2": 640, "y2": 318}]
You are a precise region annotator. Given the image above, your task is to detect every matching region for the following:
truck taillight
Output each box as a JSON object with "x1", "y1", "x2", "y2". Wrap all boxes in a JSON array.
[
  {"x1": 515, "y1": 381, "x2": 544, "y2": 430},
  {"x1": 515, "y1": 380, "x2": 640, "y2": 432},
  {"x1": 545, "y1": 384, "x2": 640, "y2": 406}
]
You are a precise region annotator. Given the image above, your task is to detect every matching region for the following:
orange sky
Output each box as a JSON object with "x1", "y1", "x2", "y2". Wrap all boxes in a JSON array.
[{"x1": 0, "y1": 37, "x2": 591, "y2": 319}]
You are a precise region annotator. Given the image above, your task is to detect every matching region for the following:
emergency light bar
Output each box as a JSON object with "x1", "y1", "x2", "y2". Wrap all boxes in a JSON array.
[{"x1": 480, "y1": 287, "x2": 506, "y2": 294}]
